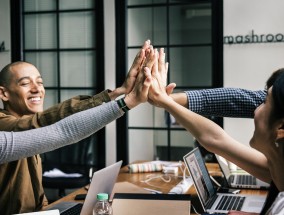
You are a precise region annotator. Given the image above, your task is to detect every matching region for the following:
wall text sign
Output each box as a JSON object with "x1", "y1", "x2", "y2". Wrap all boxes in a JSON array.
[{"x1": 224, "y1": 30, "x2": 284, "y2": 44}]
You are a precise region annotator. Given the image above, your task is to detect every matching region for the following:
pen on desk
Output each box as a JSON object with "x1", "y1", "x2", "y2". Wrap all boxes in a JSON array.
[{"x1": 143, "y1": 188, "x2": 162, "y2": 194}]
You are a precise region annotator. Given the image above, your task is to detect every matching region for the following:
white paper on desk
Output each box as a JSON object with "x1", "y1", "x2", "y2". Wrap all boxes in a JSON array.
[
  {"x1": 14, "y1": 209, "x2": 60, "y2": 215},
  {"x1": 145, "y1": 160, "x2": 182, "y2": 167},
  {"x1": 42, "y1": 168, "x2": 82, "y2": 178}
]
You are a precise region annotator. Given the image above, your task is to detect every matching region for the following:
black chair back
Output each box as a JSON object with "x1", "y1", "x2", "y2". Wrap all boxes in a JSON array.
[{"x1": 42, "y1": 135, "x2": 96, "y2": 199}]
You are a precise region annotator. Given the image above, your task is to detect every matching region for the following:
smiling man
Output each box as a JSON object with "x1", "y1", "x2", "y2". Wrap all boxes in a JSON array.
[
  {"x1": 0, "y1": 62, "x2": 48, "y2": 214},
  {"x1": 0, "y1": 60, "x2": 137, "y2": 214},
  {"x1": 0, "y1": 40, "x2": 151, "y2": 215},
  {"x1": 0, "y1": 62, "x2": 45, "y2": 117}
]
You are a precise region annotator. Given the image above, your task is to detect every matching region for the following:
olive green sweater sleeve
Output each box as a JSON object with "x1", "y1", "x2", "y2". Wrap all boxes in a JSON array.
[{"x1": 0, "y1": 90, "x2": 111, "y2": 131}]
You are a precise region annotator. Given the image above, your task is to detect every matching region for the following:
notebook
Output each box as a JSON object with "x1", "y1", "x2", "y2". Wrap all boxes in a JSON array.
[
  {"x1": 45, "y1": 160, "x2": 122, "y2": 215},
  {"x1": 183, "y1": 148, "x2": 266, "y2": 214},
  {"x1": 215, "y1": 154, "x2": 270, "y2": 189}
]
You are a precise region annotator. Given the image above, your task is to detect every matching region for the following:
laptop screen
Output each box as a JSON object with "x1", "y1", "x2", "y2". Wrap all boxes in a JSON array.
[
  {"x1": 215, "y1": 154, "x2": 231, "y2": 179},
  {"x1": 183, "y1": 148, "x2": 216, "y2": 207}
]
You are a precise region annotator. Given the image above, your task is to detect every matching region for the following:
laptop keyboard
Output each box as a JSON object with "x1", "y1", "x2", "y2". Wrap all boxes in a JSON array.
[
  {"x1": 236, "y1": 175, "x2": 257, "y2": 185},
  {"x1": 61, "y1": 203, "x2": 83, "y2": 215},
  {"x1": 207, "y1": 195, "x2": 219, "y2": 209},
  {"x1": 215, "y1": 195, "x2": 245, "y2": 211}
]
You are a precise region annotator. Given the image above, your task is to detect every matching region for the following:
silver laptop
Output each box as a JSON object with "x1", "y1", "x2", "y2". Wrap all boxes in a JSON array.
[
  {"x1": 215, "y1": 154, "x2": 270, "y2": 189},
  {"x1": 183, "y1": 148, "x2": 266, "y2": 214},
  {"x1": 45, "y1": 160, "x2": 122, "y2": 215}
]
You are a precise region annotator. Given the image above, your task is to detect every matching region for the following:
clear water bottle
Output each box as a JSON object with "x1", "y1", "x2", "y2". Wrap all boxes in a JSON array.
[{"x1": 93, "y1": 193, "x2": 113, "y2": 215}]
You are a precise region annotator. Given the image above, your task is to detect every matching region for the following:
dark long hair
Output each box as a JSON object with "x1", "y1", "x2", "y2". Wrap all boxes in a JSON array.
[{"x1": 271, "y1": 71, "x2": 284, "y2": 120}]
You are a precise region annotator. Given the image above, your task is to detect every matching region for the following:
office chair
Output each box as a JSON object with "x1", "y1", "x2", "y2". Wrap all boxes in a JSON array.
[{"x1": 42, "y1": 135, "x2": 96, "y2": 199}]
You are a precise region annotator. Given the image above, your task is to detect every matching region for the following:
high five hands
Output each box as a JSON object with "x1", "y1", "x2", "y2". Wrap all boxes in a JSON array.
[
  {"x1": 121, "y1": 40, "x2": 176, "y2": 110},
  {"x1": 142, "y1": 44, "x2": 176, "y2": 107}
]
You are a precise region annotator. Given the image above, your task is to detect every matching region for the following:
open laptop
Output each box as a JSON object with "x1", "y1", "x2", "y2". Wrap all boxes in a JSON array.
[
  {"x1": 215, "y1": 154, "x2": 270, "y2": 189},
  {"x1": 45, "y1": 160, "x2": 122, "y2": 215},
  {"x1": 183, "y1": 148, "x2": 266, "y2": 214}
]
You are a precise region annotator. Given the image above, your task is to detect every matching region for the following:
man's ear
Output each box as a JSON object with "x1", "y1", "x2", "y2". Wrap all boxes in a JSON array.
[{"x1": 0, "y1": 87, "x2": 9, "y2": 101}]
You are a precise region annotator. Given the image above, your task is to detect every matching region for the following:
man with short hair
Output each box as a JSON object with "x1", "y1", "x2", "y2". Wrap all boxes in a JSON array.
[{"x1": 0, "y1": 40, "x2": 151, "y2": 214}]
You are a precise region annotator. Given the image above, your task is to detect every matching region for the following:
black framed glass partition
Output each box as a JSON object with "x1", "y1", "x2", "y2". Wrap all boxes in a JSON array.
[
  {"x1": 116, "y1": 0, "x2": 223, "y2": 164},
  {"x1": 18, "y1": 0, "x2": 106, "y2": 169}
]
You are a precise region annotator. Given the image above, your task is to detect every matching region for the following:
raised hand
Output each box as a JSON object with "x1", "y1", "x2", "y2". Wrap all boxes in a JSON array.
[
  {"x1": 143, "y1": 44, "x2": 156, "y2": 71},
  {"x1": 120, "y1": 40, "x2": 151, "y2": 94},
  {"x1": 146, "y1": 47, "x2": 176, "y2": 107},
  {"x1": 124, "y1": 62, "x2": 152, "y2": 109},
  {"x1": 108, "y1": 40, "x2": 151, "y2": 100}
]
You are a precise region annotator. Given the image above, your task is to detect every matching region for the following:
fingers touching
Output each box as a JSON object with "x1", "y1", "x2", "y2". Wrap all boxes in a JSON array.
[
  {"x1": 130, "y1": 40, "x2": 151, "y2": 72},
  {"x1": 122, "y1": 40, "x2": 175, "y2": 108},
  {"x1": 142, "y1": 46, "x2": 176, "y2": 107},
  {"x1": 120, "y1": 40, "x2": 151, "y2": 96}
]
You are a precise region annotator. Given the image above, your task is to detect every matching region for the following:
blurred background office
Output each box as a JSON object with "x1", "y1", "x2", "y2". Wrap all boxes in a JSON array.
[{"x1": 0, "y1": 0, "x2": 284, "y2": 201}]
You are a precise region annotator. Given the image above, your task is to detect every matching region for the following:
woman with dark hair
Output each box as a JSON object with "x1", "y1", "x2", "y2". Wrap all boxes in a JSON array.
[{"x1": 146, "y1": 49, "x2": 284, "y2": 214}]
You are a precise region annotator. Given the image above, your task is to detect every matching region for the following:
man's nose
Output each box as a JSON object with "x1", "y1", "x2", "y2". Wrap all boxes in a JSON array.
[{"x1": 30, "y1": 82, "x2": 41, "y2": 92}]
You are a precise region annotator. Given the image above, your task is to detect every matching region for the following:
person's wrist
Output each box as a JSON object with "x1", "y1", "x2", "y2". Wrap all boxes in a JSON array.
[
  {"x1": 116, "y1": 97, "x2": 130, "y2": 112},
  {"x1": 170, "y1": 92, "x2": 188, "y2": 108},
  {"x1": 124, "y1": 94, "x2": 139, "y2": 109}
]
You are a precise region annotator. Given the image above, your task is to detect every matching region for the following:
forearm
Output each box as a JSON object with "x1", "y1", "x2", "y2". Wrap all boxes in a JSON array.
[
  {"x1": 0, "y1": 101, "x2": 123, "y2": 164},
  {"x1": 170, "y1": 92, "x2": 189, "y2": 108},
  {"x1": 162, "y1": 97, "x2": 232, "y2": 149},
  {"x1": 161, "y1": 98, "x2": 271, "y2": 182},
  {"x1": 184, "y1": 88, "x2": 266, "y2": 118}
]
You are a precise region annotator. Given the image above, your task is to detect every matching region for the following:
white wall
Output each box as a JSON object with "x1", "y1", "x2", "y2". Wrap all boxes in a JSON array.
[
  {"x1": 0, "y1": 0, "x2": 10, "y2": 70},
  {"x1": 223, "y1": 0, "x2": 284, "y2": 145},
  {"x1": 104, "y1": 0, "x2": 117, "y2": 165},
  {"x1": 0, "y1": 0, "x2": 10, "y2": 109}
]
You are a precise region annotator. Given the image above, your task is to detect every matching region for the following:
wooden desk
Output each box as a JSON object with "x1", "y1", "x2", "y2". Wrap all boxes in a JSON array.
[
  {"x1": 45, "y1": 162, "x2": 268, "y2": 213},
  {"x1": 116, "y1": 163, "x2": 267, "y2": 195}
]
